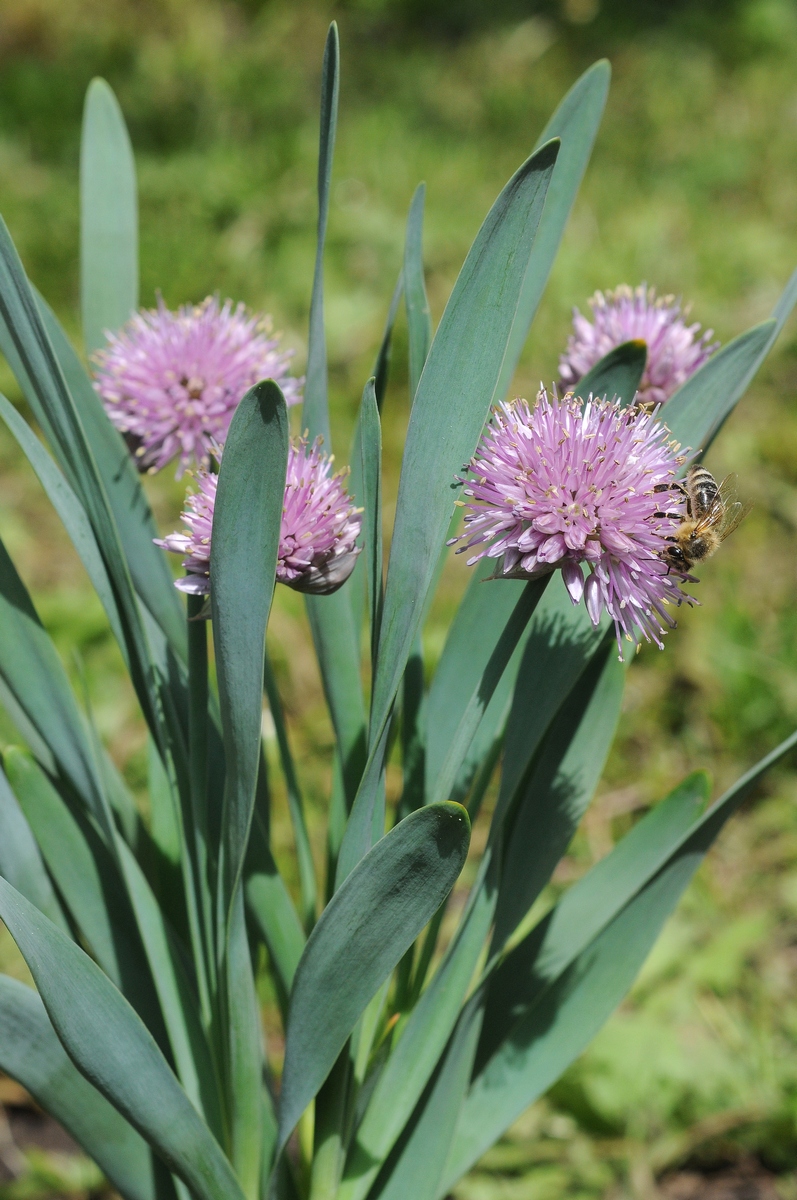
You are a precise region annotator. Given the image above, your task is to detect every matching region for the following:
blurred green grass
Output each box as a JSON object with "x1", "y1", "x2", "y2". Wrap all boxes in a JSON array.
[{"x1": 3, "y1": 0, "x2": 797, "y2": 1195}]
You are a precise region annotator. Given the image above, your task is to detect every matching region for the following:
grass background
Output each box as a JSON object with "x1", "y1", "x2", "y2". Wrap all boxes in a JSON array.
[{"x1": 3, "y1": 0, "x2": 797, "y2": 1195}]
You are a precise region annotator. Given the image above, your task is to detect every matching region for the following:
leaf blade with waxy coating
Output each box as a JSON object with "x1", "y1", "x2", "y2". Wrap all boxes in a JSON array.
[
  {"x1": 302, "y1": 23, "x2": 339, "y2": 448},
  {"x1": 0, "y1": 975, "x2": 159, "y2": 1200},
  {"x1": 445, "y1": 729, "x2": 797, "y2": 1187},
  {"x1": 0, "y1": 878, "x2": 246, "y2": 1200},
  {"x1": 497, "y1": 59, "x2": 610, "y2": 399},
  {"x1": 571, "y1": 339, "x2": 647, "y2": 407},
  {"x1": 212, "y1": 382, "x2": 289, "y2": 915},
  {"x1": 80, "y1": 78, "x2": 138, "y2": 357},
  {"x1": 338, "y1": 139, "x2": 560, "y2": 885},
  {"x1": 278, "y1": 802, "x2": 471, "y2": 1149}
]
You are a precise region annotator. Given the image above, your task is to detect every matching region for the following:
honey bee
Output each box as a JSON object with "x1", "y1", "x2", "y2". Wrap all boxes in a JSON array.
[{"x1": 654, "y1": 465, "x2": 751, "y2": 573}]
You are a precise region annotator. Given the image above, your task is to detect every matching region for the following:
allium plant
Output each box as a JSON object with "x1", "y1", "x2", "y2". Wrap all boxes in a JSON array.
[
  {"x1": 452, "y1": 389, "x2": 694, "y2": 658},
  {"x1": 94, "y1": 295, "x2": 302, "y2": 475},
  {"x1": 559, "y1": 283, "x2": 718, "y2": 406},
  {"x1": 156, "y1": 439, "x2": 361, "y2": 597},
  {"x1": 0, "y1": 38, "x2": 796, "y2": 1200}
]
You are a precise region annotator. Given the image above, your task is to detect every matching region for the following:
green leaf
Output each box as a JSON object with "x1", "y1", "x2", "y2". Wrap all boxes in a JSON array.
[
  {"x1": 0, "y1": 877, "x2": 246, "y2": 1200},
  {"x1": 305, "y1": 589, "x2": 367, "y2": 813},
  {"x1": 37, "y1": 293, "x2": 186, "y2": 661},
  {"x1": 404, "y1": 183, "x2": 432, "y2": 402},
  {"x1": 497, "y1": 59, "x2": 610, "y2": 398},
  {"x1": 428, "y1": 579, "x2": 549, "y2": 807},
  {"x1": 360, "y1": 378, "x2": 383, "y2": 671},
  {"x1": 0, "y1": 218, "x2": 162, "y2": 741},
  {"x1": 3, "y1": 749, "x2": 165, "y2": 1040},
  {"x1": 368, "y1": 992, "x2": 482, "y2": 1200},
  {"x1": 340, "y1": 850, "x2": 497, "y2": 1200},
  {"x1": 665, "y1": 266, "x2": 797, "y2": 456},
  {"x1": 277, "y1": 802, "x2": 471, "y2": 1149},
  {"x1": 0, "y1": 537, "x2": 113, "y2": 837},
  {"x1": 80, "y1": 78, "x2": 138, "y2": 356},
  {"x1": 263, "y1": 654, "x2": 316, "y2": 930},
  {"x1": 211, "y1": 382, "x2": 288, "y2": 1194},
  {"x1": 212, "y1": 382, "x2": 289, "y2": 915},
  {"x1": 0, "y1": 392, "x2": 124, "y2": 650},
  {"x1": 444, "y1": 728, "x2": 797, "y2": 1187},
  {"x1": 373, "y1": 271, "x2": 404, "y2": 410},
  {"x1": 571, "y1": 339, "x2": 647, "y2": 406},
  {"x1": 425, "y1": 561, "x2": 526, "y2": 804},
  {"x1": 492, "y1": 645, "x2": 622, "y2": 951},
  {"x1": 495, "y1": 575, "x2": 609, "y2": 828},
  {"x1": 244, "y1": 809, "x2": 306, "y2": 1010},
  {"x1": 302, "y1": 22, "x2": 339, "y2": 448},
  {"x1": 0, "y1": 765, "x2": 68, "y2": 933},
  {"x1": 665, "y1": 322, "x2": 775, "y2": 453},
  {"x1": 339, "y1": 138, "x2": 560, "y2": 884},
  {"x1": 0, "y1": 975, "x2": 159, "y2": 1200}
]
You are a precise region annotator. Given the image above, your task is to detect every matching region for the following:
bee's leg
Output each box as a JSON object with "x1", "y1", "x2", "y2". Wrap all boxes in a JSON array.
[{"x1": 654, "y1": 511, "x2": 682, "y2": 520}]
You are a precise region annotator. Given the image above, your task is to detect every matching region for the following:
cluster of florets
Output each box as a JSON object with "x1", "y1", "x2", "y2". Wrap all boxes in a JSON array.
[
  {"x1": 101, "y1": 283, "x2": 718, "y2": 650},
  {"x1": 451, "y1": 388, "x2": 695, "y2": 658},
  {"x1": 155, "y1": 439, "x2": 361, "y2": 598},
  {"x1": 94, "y1": 296, "x2": 302, "y2": 477},
  {"x1": 559, "y1": 285, "x2": 718, "y2": 407}
]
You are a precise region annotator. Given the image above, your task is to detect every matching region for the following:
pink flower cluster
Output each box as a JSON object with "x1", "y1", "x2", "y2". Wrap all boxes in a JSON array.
[
  {"x1": 156, "y1": 440, "x2": 361, "y2": 597},
  {"x1": 452, "y1": 388, "x2": 695, "y2": 658},
  {"x1": 94, "y1": 297, "x2": 302, "y2": 476},
  {"x1": 559, "y1": 285, "x2": 718, "y2": 407}
]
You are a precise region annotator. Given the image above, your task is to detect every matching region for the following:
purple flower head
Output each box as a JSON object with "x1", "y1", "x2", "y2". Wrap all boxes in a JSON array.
[
  {"x1": 94, "y1": 296, "x2": 303, "y2": 477},
  {"x1": 451, "y1": 388, "x2": 696, "y2": 659},
  {"x1": 155, "y1": 438, "x2": 362, "y2": 598},
  {"x1": 559, "y1": 285, "x2": 718, "y2": 407}
]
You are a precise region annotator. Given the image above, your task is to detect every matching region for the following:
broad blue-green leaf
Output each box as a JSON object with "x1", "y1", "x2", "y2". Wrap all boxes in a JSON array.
[
  {"x1": 369, "y1": 992, "x2": 482, "y2": 1200},
  {"x1": 212, "y1": 381, "x2": 288, "y2": 914},
  {"x1": 360, "y1": 378, "x2": 383, "y2": 670},
  {"x1": 338, "y1": 138, "x2": 560, "y2": 884},
  {"x1": 0, "y1": 765, "x2": 68, "y2": 932},
  {"x1": 492, "y1": 645, "x2": 622, "y2": 950},
  {"x1": 37, "y1": 293, "x2": 186, "y2": 660},
  {"x1": 263, "y1": 654, "x2": 315, "y2": 929},
  {"x1": 302, "y1": 22, "x2": 339, "y2": 448},
  {"x1": 496, "y1": 575, "x2": 609, "y2": 828},
  {"x1": 3, "y1": 749, "x2": 165, "y2": 1042},
  {"x1": 0, "y1": 878, "x2": 245, "y2": 1200},
  {"x1": 497, "y1": 59, "x2": 610, "y2": 398},
  {"x1": 278, "y1": 802, "x2": 471, "y2": 1149},
  {"x1": 306, "y1": 589, "x2": 367, "y2": 813},
  {"x1": 405, "y1": 182, "x2": 432, "y2": 402},
  {"x1": 80, "y1": 78, "x2": 138, "y2": 356},
  {"x1": 0, "y1": 392, "x2": 124, "y2": 649},
  {"x1": 374, "y1": 271, "x2": 404, "y2": 410},
  {"x1": 666, "y1": 264, "x2": 797, "y2": 458},
  {"x1": 0, "y1": 218, "x2": 162, "y2": 739},
  {"x1": 245, "y1": 808, "x2": 306, "y2": 1010},
  {"x1": 211, "y1": 382, "x2": 287, "y2": 1192},
  {"x1": 0, "y1": 975, "x2": 158, "y2": 1200},
  {"x1": 428, "y1": 579, "x2": 548, "y2": 806},
  {"x1": 572, "y1": 339, "x2": 647, "y2": 406},
  {"x1": 425, "y1": 561, "x2": 526, "y2": 804},
  {"x1": 340, "y1": 848, "x2": 497, "y2": 1200},
  {"x1": 444, "y1": 729, "x2": 797, "y2": 1186},
  {"x1": 665, "y1": 322, "x2": 775, "y2": 454},
  {"x1": 0, "y1": 538, "x2": 112, "y2": 836}
]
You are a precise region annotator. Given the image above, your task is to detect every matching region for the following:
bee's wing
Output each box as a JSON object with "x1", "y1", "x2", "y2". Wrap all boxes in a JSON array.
[
  {"x1": 718, "y1": 496, "x2": 753, "y2": 540},
  {"x1": 692, "y1": 474, "x2": 751, "y2": 540}
]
